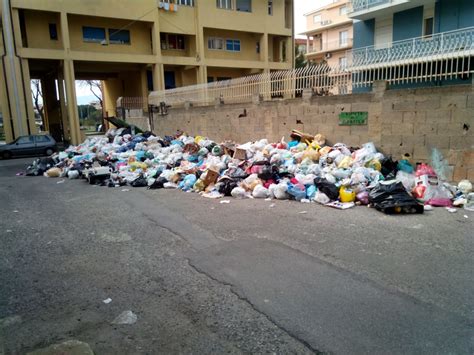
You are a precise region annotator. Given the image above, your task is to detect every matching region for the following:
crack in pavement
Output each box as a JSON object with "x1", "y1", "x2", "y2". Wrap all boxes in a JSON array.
[{"x1": 186, "y1": 258, "x2": 325, "y2": 355}]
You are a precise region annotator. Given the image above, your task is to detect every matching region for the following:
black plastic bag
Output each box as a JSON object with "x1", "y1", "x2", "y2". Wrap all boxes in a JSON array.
[
  {"x1": 314, "y1": 177, "x2": 339, "y2": 201},
  {"x1": 148, "y1": 176, "x2": 167, "y2": 189},
  {"x1": 369, "y1": 181, "x2": 424, "y2": 214},
  {"x1": 381, "y1": 156, "x2": 398, "y2": 179},
  {"x1": 218, "y1": 178, "x2": 238, "y2": 196},
  {"x1": 131, "y1": 174, "x2": 148, "y2": 187}
]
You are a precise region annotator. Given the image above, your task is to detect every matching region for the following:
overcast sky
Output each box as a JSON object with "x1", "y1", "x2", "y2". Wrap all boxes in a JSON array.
[{"x1": 294, "y1": 0, "x2": 332, "y2": 37}]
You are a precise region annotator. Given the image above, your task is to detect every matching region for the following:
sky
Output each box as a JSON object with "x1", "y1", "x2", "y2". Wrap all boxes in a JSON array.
[{"x1": 294, "y1": 0, "x2": 333, "y2": 38}]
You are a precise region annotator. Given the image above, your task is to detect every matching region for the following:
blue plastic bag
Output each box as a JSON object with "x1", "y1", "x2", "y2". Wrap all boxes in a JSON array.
[
  {"x1": 287, "y1": 183, "x2": 306, "y2": 201},
  {"x1": 306, "y1": 185, "x2": 317, "y2": 199}
]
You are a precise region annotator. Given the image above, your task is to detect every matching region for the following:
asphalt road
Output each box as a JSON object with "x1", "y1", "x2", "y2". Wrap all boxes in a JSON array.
[{"x1": 0, "y1": 157, "x2": 473, "y2": 354}]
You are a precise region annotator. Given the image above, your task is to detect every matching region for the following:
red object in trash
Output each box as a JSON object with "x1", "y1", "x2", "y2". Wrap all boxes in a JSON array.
[
  {"x1": 412, "y1": 184, "x2": 426, "y2": 199},
  {"x1": 425, "y1": 198, "x2": 452, "y2": 207},
  {"x1": 415, "y1": 163, "x2": 436, "y2": 177}
]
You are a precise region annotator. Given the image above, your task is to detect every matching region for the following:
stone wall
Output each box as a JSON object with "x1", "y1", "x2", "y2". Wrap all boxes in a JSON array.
[{"x1": 129, "y1": 81, "x2": 474, "y2": 181}]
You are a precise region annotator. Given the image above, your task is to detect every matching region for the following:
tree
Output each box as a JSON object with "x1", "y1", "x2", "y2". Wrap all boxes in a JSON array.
[
  {"x1": 80, "y1": 80, "x2": 103, "y2": 106},
  {"x1": 31, "y1": 79, "x2": 44, "y2": 123},
  {"x1": 295, "y1": 46, "x2": 307, "y2": 69}
]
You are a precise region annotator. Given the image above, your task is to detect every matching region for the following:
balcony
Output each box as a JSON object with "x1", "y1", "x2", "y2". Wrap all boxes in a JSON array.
[
  {"x1": 307, "y1": 38, "x2": 354, "y2": 57},
  {"x1": 348, "y1": 0, "x2": 435, "y2": 20},
  {"x1": 347, "y1": 27, "x2": 474, "y2": 69}
]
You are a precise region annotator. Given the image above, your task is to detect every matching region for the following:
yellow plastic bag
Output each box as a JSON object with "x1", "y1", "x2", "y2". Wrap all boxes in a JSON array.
[
  {"x1": 339, "y1": 186, "x2": 356, "y2": 203},
  {"x1": 338, "y1": 156, "x2": 353, "y2": 169},
  {"x1": 194, "y1": 136, "x2": 204, "y2": 144}
]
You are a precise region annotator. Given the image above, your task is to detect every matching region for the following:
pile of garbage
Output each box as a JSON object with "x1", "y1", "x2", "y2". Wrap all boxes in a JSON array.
[{"x1": 26, "y1": 127, "x2": 474, "y2": 214}]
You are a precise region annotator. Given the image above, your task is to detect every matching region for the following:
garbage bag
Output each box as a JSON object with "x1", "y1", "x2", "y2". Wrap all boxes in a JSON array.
[
  {"x1": 131, "y1": 174, "x2": 148, "y2": 187},
  {"x1": 231, "y1": 186, "x2": 251, "y2": 199},
  {"x1": 314, "y1": 191, "x2": 330, "y2": 204},
  {"x1": 369, "y1": 181, "x2": 424, "y2": 214},
  {"x1": 45, "y1": 167, "x2": 61, "y2": 177},
  {"x1": 287, "y1": 183, "x2": 306, "y2": 201},
  {"x1": 314, "y1": 177, "x2": 339, "y2": 201},
  {"x1": 269, "y1": 182, "x2": 289, "y2": 200},
  {"x1": 148, "y1": 176, "x2": 167, "y2": 189},
  {"x1": 252, "y1": 185, "x2": 270, "y2": 199},
  {"x1": 218, "y1": 178, "x2": 238, "y2": 196}
]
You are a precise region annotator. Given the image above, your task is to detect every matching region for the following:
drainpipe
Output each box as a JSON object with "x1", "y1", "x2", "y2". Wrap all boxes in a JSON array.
[{"x1": 2, "y1": 0, "x2": 25, "y2": 136}]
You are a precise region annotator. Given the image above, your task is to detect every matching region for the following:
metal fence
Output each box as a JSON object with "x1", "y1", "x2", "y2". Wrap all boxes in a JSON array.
[
  {"x1": 149, "y1": 65, "x2": 352, "y2": 107},
  {"x1": 133, "y1": 27, "x2": 474, "y2": 109},
  {"x1": 116, "y1": 96, "x2": 149, "y2": 120}
]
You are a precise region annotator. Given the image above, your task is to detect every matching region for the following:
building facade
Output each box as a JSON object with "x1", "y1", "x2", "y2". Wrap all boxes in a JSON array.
[
  {"x1": 348, "y1": 0, "x2": 474, "y2": 89},
  {"x1": 302, "y1": 0, "x2": 353, "y2": 68},
  {"x1": 0, "y1": 0, "x2": 294, "y2": 144}
]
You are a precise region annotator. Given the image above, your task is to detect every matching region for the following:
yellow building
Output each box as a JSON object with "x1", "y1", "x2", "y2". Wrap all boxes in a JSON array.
[
  {"x1": 301, "y1": 0, "x2": 352, "y2": 68},
  {"x1": 0, "y1": 0, "x2": 294, "y2": 144}
]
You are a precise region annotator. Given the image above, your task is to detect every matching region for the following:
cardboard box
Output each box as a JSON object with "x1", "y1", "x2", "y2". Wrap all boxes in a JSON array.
[
  {"x1": 233, "y1": 147, "x2": 247, "y2": 161},
  {"x1": 202, "y1": 169, "x2": 219, "y2": 186}
]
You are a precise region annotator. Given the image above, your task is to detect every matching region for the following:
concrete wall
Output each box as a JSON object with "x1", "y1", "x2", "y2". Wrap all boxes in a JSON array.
[{"x1": 129, "y1": 82, "x2": 474, "y2": 182}]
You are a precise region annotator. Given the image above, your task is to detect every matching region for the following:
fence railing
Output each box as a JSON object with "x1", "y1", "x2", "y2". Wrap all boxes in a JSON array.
[
  {"x1": 308, "y1": 38, "x2": 354, "y2": 54},
  {"x1": 149, "y1": 65, "x2": 352, "y2": 107},
  {"x1": 350, "y1": 0, "x2": 392, "y2": 13},
  {"x1": 116, "y1": 96, "x2": 149, "y2": 120},
  {"x1": 348, "y1": 26, "x2": 474, "y2": 68},
  {"x1": 147, "y1": 27, "x2": 474, "y2": 108}
]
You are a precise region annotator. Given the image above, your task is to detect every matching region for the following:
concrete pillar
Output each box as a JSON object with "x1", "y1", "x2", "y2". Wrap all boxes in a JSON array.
[
  {"x1": 197, "y1": 65, "x2": 207, "y2": 85},
  {"x1": 63, "y1": 60, "x2": 81, "y2": 145},
  {"x1": 42, "y1": 76, "x2": 63, "y2": 141},
  {"x1": 1, "y1": 1, "x2": 31, "y2": 139},
  {"x1": 152, "y1": 64, "x2": 164, "y2": 91},
  {"x1": 20, "y1": 59, "x2": 37, "y2": 134},
  {"x1": 0, "y1": 61, "x2": 14, "y2": 142},
  {"x1": 57, "y1": 72, "x2": 70, "y2": 140},
  {"x1": 60, "y1": 12, "x2": 70, "y2": 53}
]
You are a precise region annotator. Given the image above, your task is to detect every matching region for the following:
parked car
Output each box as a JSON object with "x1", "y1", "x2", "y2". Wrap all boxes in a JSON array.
[{"x1": 0, "y1": 134, "x2": 57, "y2": 159}]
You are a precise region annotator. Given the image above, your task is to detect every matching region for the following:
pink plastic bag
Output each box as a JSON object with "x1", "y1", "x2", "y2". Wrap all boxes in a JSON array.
[
  {"x1": 425, "y1": 198, "x2": 452, "y2": 207},
  {"x1": 415, "y1": 163, "x2": 436, "y2": 177}
]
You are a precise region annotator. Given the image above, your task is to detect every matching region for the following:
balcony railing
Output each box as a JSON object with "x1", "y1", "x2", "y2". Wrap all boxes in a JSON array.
[
  {"x1": 308, "y1": 38, "x2": 354, "y2": 54},
  {"x1": 348, "y1": 26, "x2": 474, "y2": 68},
  {"x1": 350, "y1": 0, "x2": 392, "y2": 13}
]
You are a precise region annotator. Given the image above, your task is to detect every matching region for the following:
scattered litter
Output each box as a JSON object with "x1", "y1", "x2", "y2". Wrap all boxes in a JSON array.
[
  {"x1": 23, "y1": 125, "x2": 471, "y2": 217},
  {"x1": 112, "y1": 310, "x2": 137, "y2": 325},
  {"x1": 269, "y1": 203, "x2": 275, "y2": 208},
  {"x1": 6, "y1": 230, "x2": 12, "y2": 233},
  {"x1": 464, "y1": 215, "x2": 469, "y2": 219},
  {"x1": 447, "y1": 208, "x2": 457, "y2": 213},
  {"x1": 325, "y1": 201, "x2": 355, "y2": 210},
  {"x1": 56, "y1": 180, "x2": 65, "y2": 184},
  {"x1": 13, "y1": 210, "x2": 18, "y2": 213},
  {"x1": 103, "y1": 298, "x2": 112, "y2": 304},
  {"x1": 15, "y1": 172, "x2": 24, "y2": 176},
  {"x1": 298, "y1": 211, "x2": 308, "y2": 214}
]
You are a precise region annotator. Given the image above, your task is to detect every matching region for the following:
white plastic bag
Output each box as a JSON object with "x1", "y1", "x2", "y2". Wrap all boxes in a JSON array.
[{"x1": 252, "y1": 185, "x2": 270, "y2": 198}]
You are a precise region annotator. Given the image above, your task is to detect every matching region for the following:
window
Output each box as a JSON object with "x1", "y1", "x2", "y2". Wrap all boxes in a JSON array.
[
  {"x1": 216, "y1": 0, "x2": 232, "y2": 9},
  {"x1": 16, "y1": 136, "x2": 34, "y2": 144},
  {"x1": 256, "y1": 41, "x2": 260, "y2": 53},
  {"x1": 161, "y1": 33, "x2": 185, "y2": 50},
  {"x1": 339, "y1": 30, "x2": 348, "y2": 46},
  {"x1": 226, "y1": 39, "x2": 241, "y2": 51},
  {"x1": 49, "y1": 23, "x2": 58, "y2": 40},
  {"x1": 82, "y1": 26, "x2": 106, "y2": 43},
  {"x1": 35, "y1": 135, "x2": 51, "y2": 143},
  {"x1": 268, "y1": 0, "x2": 273, "y2": 15},
  {"x1": 217, "y1": 77, "x2": 231, "y2": 81},
  {"x1": 339, "y1": 56, "x2": 347, "y2": 69},
  {"x1": 236, "y1": 0, "x2": 251, "y2": 12},
  {"x1": 208, "y1": 37, "x2": 224, "y2": 50},
  {"x1": 109, "y1": 29, "x2": 130, "y2": 44},
  {"x1": 339, "y1": 6, "x2": 348, "y2": 15},
  {"x1": 207, "y1": 76, "x2": 215, "y2": 83},
  {"x1": 424, "y1": 17, "x2": 434, "y2": 37},
  {"x1": 177, "y1": 0, "x2": 194, "y2": 5},
  {"x1": 313, "y1": 14, "x2": 321, "y2": 24}
]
